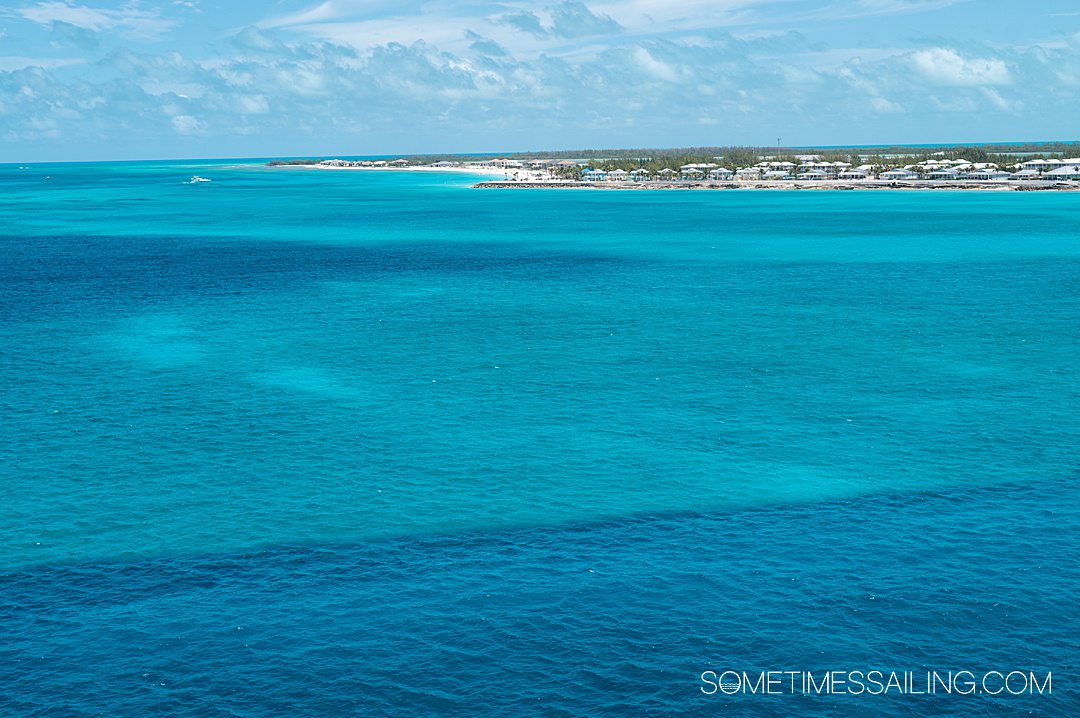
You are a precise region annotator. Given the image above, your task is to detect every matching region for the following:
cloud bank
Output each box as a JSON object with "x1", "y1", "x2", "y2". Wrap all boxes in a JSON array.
[{"x1": 1, "y1": 0, "x2": 1078, "y2": 159}]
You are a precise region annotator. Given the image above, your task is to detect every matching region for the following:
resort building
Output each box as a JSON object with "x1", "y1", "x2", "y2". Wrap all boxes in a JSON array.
[
  {"x1": 1042, "y1": 166, "x2": 1080, "y2": 180},
  {"x1": 481, "y1": 158, "x2": 524, "y2": 168},
  {"x1": 927, "y1": 167, "x2": 963, "y2": 180},
  {"x1": 758, "y1": 161, "x2": 796, "y2": 172},
  {"x1": 1021, "y1": 159, "x2": 1052, "y2": 171},
  {"x1": 965, "y1": 169, "x2": 1012, "y2": 180},
  {"x1": 880, "y1": 168, "x2": 918, "y2": 180},
  {"x1": 707, "y1": 168, "x2": 734, "y2": 180},
  {"x1": 797, "y1": 161, "x2": 848, "y2": 176}
]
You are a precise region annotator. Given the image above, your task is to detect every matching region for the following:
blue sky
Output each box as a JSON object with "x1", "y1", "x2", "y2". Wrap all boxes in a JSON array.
[{"x1": 1, "y1": 0, "x2": 1079, "y2": 160}]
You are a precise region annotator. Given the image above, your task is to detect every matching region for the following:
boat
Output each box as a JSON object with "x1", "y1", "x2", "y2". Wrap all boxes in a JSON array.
[{"x1": 187, "y1": 176, "x2": 212, "y2": 184}]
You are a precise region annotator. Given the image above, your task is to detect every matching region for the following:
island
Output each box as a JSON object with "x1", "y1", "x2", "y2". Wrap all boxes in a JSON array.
[{"x1": 267, "y1": 142, "x2": 1080, "y2": 190}]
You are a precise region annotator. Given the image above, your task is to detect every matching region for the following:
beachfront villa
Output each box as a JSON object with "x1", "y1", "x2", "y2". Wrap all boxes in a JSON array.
[
  {"x1": 1019, "y1": 158, "x2": 1080, "y2": 171},
  {"x1": 965, "y1": 168, "x2": 1012, "y2": 180},
  {"x1": 757, "y1": 161, "x2": 797, "y2": 173},
  {"x1": 880, "y1": 168, "x2": 919, "y2": 180},
  {"x1": 708, "y1": 168, "x2": 734, "y2": 180},
  {"x1": 798, "y1": 161, "x2": 850, "y2": 176},
  {"x1": 927, "y1": 167, "x2": 963, "y2": 180},
  {"x1": 1043, "y1": 165, "x2": 1080, "y2": 180}
]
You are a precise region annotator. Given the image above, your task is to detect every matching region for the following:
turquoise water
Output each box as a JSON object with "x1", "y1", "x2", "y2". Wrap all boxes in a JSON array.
[{"x1": 1, "y1": 161, "x2": 1078, "y2": 715}]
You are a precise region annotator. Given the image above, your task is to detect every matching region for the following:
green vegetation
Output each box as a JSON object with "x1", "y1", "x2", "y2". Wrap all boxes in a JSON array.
[
  {"x1": 266, "y1": 159, "x2": 321, "y2": 166},
  {"x1": 266, "y1": 141, "x2": 1078, "y2": 175}
]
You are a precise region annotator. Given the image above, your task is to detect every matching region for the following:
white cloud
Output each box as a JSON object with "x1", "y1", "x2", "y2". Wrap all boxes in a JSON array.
[
  {"x1": 261, "y1": 0, "x2": 416, "y2": 30},
  {"x1": 633, "y1": 46, "x2": 679, "y2": 82},
  {"x1": 980, "y1": 87, "x2": 1017, "y2": 112},
  {"x1": 14, "y1": 1, "x2": 176, "y2": 39},
  {"x1": 853, "y1": 0, "x2": 962, "y2": 15},
  {"x1": 0, "y1": 55, "x2": 84, "y2": 71},
  {"x1": 911, "y1": 47, "x2": 1011, "y2": 86},
  {"x1": 870, "y1": 96, "x2": 903, "y2": 113},
  {"x1": 170, "y1": 114, "x2": 203, "y2": 134},
  {"x1": 235, "y1": 94, "x2": 269, "y2": 114},
  {"x1": 2, "y1": 0, "x2": 1079, "y2": 159}
]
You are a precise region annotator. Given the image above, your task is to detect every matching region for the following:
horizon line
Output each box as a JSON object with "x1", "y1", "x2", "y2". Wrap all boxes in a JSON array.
[{"x1": 4, "y1": 139, "x2": 1079, "y2": 166}]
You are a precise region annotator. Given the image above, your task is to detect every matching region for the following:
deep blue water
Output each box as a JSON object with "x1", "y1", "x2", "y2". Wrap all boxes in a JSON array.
[{"x1": 1, "y1": 161, "x2": 1078, "y2": 715}]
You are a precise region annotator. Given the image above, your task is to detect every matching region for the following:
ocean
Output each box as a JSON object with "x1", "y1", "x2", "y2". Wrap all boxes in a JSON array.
[{"x1": 1, "y1": 161, "x2": 1077, "y2": 715}]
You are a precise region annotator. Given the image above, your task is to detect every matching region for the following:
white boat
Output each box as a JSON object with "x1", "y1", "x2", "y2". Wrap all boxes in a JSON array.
[{"x1": 187, "y1": 176, "x2": 212, "y2": 183}]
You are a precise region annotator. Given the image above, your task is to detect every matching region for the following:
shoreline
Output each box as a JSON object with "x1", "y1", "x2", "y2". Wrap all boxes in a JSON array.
[
  {"x1": 472, "y1": 179, "x2": 1080, "y2": 192},
  {"x1": 266, "y1": 163, "x2": 1080, "y2": 191},
  {"x1": 274, "y1": 164, "x2": 510, "y2": 177}
]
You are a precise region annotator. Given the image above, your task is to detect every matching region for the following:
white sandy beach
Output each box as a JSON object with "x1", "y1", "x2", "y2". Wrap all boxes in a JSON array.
[{"x1": 281, "y1": 164, "x2": 517, "y2": 178}]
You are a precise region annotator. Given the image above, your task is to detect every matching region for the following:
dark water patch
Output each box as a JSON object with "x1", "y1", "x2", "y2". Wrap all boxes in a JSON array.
[
  {"x1": 0, "y1": 234, "x2": 640, "y2": 321},
  {"x1": 2, "y1": 479, "x2": 1076, "y2": 717}
]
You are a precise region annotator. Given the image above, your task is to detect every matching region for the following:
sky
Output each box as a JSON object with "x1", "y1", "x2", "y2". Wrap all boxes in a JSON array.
[{"x1": 1, "y1": 0, "x2": 1079, "y2": 161}]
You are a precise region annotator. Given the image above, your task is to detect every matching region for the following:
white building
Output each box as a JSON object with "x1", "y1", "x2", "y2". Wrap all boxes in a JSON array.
[
  {"x1": 1042, "y1": 166, "x2": 1080, "y2": 180},
  {"x1": 965, "y1": 169, "x2": 1012, "y2": 180},
  {"x1": 880, "y1": 169, "x2": 918, "y2": 180},
  {"x1": 1020, "y1": 159, "x2": 1051, "y2": 171}
]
